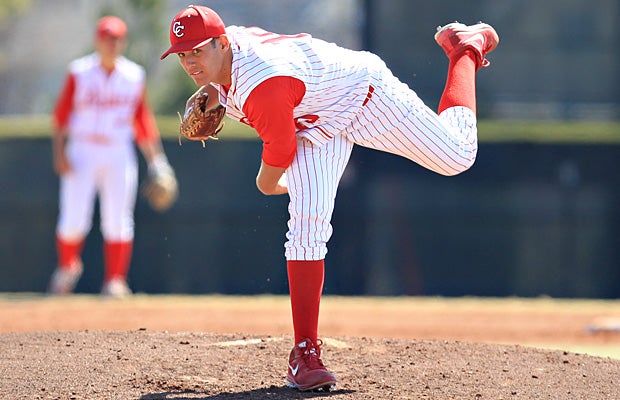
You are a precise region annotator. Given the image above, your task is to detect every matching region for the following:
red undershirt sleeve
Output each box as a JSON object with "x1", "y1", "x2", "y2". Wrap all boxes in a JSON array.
[
  {"x1": 53, "y1": 73, "x2": 76, "y2": 131},
  {"x1": 242, "y1": 76, "x2": 306, "y2": 168},
  {"x1": 133, "y1": 88, "x2": 160, "y2": 145}
]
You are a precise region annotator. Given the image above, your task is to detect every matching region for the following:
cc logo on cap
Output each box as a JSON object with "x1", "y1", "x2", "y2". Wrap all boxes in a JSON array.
[{"x1": 173, "y1": 21, "x2": 185, "y2": 37}]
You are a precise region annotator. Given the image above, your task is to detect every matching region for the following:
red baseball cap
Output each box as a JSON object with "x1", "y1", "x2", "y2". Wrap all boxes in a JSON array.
[
  {"x1": 160, "y1": 5, "x2": 226, "y2": 60},
  {"x1": 96, "y1": 16, "x2": 127, "y2": 38}
]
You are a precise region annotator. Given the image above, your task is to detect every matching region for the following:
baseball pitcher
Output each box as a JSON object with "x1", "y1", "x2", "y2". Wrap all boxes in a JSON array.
[{"x1": 162, "y1": 5, "x2": 498, "y2": 391}]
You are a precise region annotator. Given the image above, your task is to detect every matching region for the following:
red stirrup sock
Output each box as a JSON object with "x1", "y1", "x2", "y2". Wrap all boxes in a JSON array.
[
  {"x1": 103, "y1": 240, "x2": 133, "y2": 282},
  {"x1": 287, "y1": 260, "x2": 325, "y2": 345},
  {"x1": 56, "y1": 236, "x2": 84, "y2": 270},
  {"x1": 438, "y1": 49, "x2": 478, "y2": 114}
]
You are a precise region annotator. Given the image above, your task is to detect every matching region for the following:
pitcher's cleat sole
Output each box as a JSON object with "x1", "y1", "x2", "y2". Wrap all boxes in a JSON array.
[{"x1": 286, "y1": 381, "x2": 336, "y2": 392}]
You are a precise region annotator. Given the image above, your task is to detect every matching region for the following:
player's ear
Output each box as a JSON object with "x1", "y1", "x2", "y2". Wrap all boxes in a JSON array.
[{"x1": 218, "y1": 34, "x2": 230, "y2": 49}]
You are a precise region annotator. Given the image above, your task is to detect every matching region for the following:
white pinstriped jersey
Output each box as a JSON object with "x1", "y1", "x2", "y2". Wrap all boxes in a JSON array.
[
  {"x1": 210, "y1": 26, "x2": 479, "y2": 261},
  {"x1": 215, "y1": 26, "x2": 388, "y2": 146},
  {"x1": 66, "y1": 53, "x2": 145, "y2": 144}
]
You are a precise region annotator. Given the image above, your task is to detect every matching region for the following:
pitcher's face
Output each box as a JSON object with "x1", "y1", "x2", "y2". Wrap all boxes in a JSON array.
[{"x1": 176, "y1": 38, "x2": 231, "y2": 86}]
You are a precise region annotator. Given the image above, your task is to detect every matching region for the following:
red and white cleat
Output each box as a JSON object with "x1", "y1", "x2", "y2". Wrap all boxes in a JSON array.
[
  {"x1": 101, "y1": 278, "x2": 132, "y2": 298},
  {"x1": 285, "y1": 338, "x2": 337, "y2": 392},
  {"x1": 47, "y1": 261, "x2": 83, "y2": 295},
  {"x1": 434, "y1": 22, "x2": 499, "y2": 70}
]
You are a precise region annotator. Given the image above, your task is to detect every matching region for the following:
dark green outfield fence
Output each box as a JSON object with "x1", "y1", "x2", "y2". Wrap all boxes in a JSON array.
[{"x1": 1, "y1": 133, "x2": 619, "y2": 298}]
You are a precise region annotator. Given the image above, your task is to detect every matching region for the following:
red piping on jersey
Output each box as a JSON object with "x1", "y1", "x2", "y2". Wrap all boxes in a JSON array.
[{"x1": 362, "y1": 85, "x2": 375, "y2": 107}]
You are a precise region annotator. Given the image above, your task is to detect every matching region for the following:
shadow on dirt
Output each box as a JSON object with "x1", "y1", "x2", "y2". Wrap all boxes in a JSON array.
[{"x1": 140, "y1": 386, "x2": 356, "y2": 399}]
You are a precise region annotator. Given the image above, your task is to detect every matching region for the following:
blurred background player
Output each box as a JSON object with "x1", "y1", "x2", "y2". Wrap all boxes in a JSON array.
[
  {"x1": 48, "y1": 16, "x2": 174, "y2": 297},
  {"x1": 161, "y1": 5, "x2": 498, "y2": 391}
]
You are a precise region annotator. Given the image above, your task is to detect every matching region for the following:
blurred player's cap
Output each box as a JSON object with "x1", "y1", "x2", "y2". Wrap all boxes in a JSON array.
[
  {"x1": 160, "y1": 5, "x2": 226, "y2": 60},
  {"x1": 96, "y1": 16, "x2": 127, "y2": 39}
]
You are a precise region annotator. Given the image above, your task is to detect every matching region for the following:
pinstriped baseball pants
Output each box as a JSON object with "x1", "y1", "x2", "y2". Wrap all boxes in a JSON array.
[{"x1": 284, "y1": 68, "x2": 478, "y2": 261}]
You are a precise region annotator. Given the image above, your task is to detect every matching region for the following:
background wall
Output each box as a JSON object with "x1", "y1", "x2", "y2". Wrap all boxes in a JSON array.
[{"x1": 1, "y1": 137, "x2": 618, "y2": 298}]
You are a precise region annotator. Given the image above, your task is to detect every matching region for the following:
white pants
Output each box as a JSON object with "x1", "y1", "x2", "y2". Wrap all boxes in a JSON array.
[
  {"x1": 56, "y1": 140, "x2": 138, "y2": 242},
  {"x1": 284, "y1": 68, "x2": 478, "y2": 261}
]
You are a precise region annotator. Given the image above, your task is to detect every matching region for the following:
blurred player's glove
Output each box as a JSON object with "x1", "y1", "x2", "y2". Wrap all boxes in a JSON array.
[
  {"x1": 141, "y1": 156, "x2": 178, "y2": 212},
  {"x1": 178, "y1": 85, "x2": 226, "y2": 145}
]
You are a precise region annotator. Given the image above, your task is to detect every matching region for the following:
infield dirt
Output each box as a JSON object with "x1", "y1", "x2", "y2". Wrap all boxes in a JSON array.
[{"x1": 1, "y1": 294, "x2": 619, "y2": 399}]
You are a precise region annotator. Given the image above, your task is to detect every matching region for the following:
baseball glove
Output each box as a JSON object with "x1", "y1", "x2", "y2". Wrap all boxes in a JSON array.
[
  {"x1": 141, "y1": 161, "x2": 178, "y2": 212},
  {"x1": 178, "y1": 86, "x2": 226, "y2": 146}
]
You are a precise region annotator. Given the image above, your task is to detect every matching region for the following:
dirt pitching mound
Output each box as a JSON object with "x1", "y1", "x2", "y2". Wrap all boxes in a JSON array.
[{"x1": 2, "y1": 330, "x2": 619, "y2": 399}]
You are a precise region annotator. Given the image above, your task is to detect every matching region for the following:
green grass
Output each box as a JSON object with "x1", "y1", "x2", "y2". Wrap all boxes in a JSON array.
[
  {"x1": 1, "y1": 115, "x2": 618, "y2": 143},
  {"x1": 0, "y1": 115, "x2": 53, "y2": 138},
  {"x1": 0, "y1": 115, "x2": 258, "y2": 140},
  {"x1": 478, "y1": 120, "x2": 620, "y2": 143}
]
